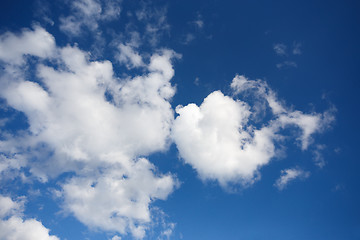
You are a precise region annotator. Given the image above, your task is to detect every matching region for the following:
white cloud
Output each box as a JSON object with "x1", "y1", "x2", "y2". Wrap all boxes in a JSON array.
[
  {"x1": 61, "y1": 158, "x2": 177, "y2": 239},
  {"x1": 135, "y1": 4, "x2": 170, "y2": 46},
  {"x1": 117, "y1": 43, "x2": 144, "y2": 69},
  {"x1": 0, "y1": 195, "x2": 59, "y2": 240},
  {"x1": 274, "y1": 168, "x2": 310, "y2": 190},
  {"x1": 312, "y1": 144, "x2": 326, "y2": 168},
  {"x1": 273, "y1": 43, "x2": 287, "y2": 56},
  {"x1": 60, "y1": 0, "x2": 122, "y2": 36},
  {"x1": 0, "y1": 25, "x2": 55, "y2": 65},
  {"x1": 172, "y1": 75, "x2": 333, "y2": 188},
  {"x1": 0, "y1": 27, "x2": 179, "y2": 238},
  {"x1": 111, "y1": 235, "x2": 122, "y2": 240}
]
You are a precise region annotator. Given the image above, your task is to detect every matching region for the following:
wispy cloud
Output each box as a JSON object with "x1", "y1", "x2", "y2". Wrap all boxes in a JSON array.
[
  {"x1": 274, "y1": 168, "x2": 310, "y2": 190},
  {"x1": 276, "y1": 61, "x2": 297, "y2": 69}
]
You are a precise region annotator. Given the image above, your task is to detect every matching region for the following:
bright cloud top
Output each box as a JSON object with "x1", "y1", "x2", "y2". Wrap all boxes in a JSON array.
[{"x1": 172, "y1": 75, "x2": 333, "y2": 188}]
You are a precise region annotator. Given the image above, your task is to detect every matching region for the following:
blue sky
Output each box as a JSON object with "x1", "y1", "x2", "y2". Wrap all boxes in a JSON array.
[{"x1": 0, "y1": 0, "x2": 359, "y2": 239}]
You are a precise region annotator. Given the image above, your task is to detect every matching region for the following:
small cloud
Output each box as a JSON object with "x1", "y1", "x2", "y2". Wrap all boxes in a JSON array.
[
  {"x1": 313, "y1": 144, "x2": 326, "y2": 168},
  {"x1": 111, "y1": 235, "x2": 121, "y2": 240},
  {"x1": 292, "y1": 42, "x2": 302, "y2": 55},
  {"x1": 182, "y1": 33, "x2": 195, "y2": 45},
  {"x1": 274, "y1": 168, "x2": 310, "y2": 190},
  {"x1": 273, "y1": 43, "x2": 287, "y2": 56},
  {"x1": 193, "y1": 13, "x2": 204, "y2": 29},
  {"x1": 194, "y1": 77, "x2": 200, "y2": 86},
  {"x1": 276, "y1": 61, "x2": 297, "y2": 69},
  {"x1": 334, "y1": 147, "x2": 341, "y2": 154},
  {"x1": 332, "y1": 184, "x2": 345, "y2": 192}
]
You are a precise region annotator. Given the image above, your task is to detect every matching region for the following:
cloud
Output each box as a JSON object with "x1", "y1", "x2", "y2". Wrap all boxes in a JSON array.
[
  {"x1": 172, "y1": 75, "x2": 333, "y2": 188},
  {"x1": 312, "y1": 144, "x2": 326, "y2": 168},
  {"x1": 135, "y1": 3, "x2": 170, "y2": 46},
  {"x1": 0, "y1": 25, "x2": 55, "y2": 65},
  {"x1": 273, "y1": 43, "x2": 287, "y2": 56},
  {"x1": 60, "y1": 0, "x2": 122, "y2": 36},
  {"x1": 0, "y1": 195, "x2": 59, "y2": 240},
  {"x1": 276, "y1": 61, "x2": 297, "y2": 69},
  {"x1": 182, "y1": 33, "x2": 195, "y2": 45},
  {"x1": 193, "y1": 13, "x2": 204, "y2": 29},
  {"x1": 0, "y1": 26, "x2": 179, "y2": 238},
  {"x1": 117, "y1": 43, "x2": 144, "y2": 69},
  {"x1": 61, "y1": 159, "x2": 177, "y2": 239},
  {"x1": 274, "y1": 168, "x2": 310, "y2": 190},
  {"x1": 292, "y1": 42, "x2": 302, "y2": 55}
]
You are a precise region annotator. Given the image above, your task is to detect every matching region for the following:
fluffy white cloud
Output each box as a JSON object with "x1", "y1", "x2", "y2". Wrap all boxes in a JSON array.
[
  {"x1": 62, "y1": 158, "x2": 177, "y2": 239},
  {"x1": 0, "y1": 195, "x2": 59, "y2": 240},
  {"x1": 0, "y1": 26, "x2": 55, "y2": 65},
  {"x1": 274, "y1": 168, "x2": 310, "y2": 190},
  {"x1": 172, "y1": 75, "x2": 333, "y2": 188},
  {"x1": 0, "y1": 27, "x2": 178, "y2": 238}
]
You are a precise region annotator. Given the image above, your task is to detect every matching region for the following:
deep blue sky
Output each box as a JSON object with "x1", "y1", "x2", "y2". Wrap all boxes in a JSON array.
[{"x1": 0, "y1": 0, "x2": 359, "y2": 239}]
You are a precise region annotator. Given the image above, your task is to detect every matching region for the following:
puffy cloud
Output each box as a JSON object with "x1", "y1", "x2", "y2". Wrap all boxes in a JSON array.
[
  {"x1": 172, "y1": 75, "x2": 333, "y2": 188},
  {"x1": 274, "y1": 168, "x2": 310, "y2": 190},
  {"x1": 61, "y1": 158, "x2": 177, "y2": 239},
  {"x1": 0, "y1": 25, "x2": 55, "y2": 65},
  {"x1": 0, "y1": 27, "x2": 178, "y2": 238},
  {"x1": 0, "y1": 195, "x2": 59, "y2": 240}
]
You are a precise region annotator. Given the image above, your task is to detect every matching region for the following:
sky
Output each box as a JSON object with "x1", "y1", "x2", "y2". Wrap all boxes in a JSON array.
[{"x1": 0, "y1": 0, "x2": 359, "y2": 239}]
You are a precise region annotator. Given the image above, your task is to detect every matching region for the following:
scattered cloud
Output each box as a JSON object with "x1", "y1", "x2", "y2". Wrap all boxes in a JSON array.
[{"x1": 274, "y1": 168, "x2": 310, "y2": 190}]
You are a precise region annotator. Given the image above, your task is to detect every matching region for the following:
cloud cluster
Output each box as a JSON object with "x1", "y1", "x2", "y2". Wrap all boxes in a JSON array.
[
  {"x1": 0, "y1": 26, "x2": 178, "y2": 238},
  {"x1": 172, "y1": 75, "x2": 333, "y2": 188},
  {"x1": 0, "y1": 195, "x2": 59, "y2": 240}
]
